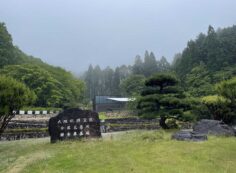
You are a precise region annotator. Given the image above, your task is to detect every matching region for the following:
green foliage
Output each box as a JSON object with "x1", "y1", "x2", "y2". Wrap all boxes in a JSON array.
[
  {"x1": 211, "y1": 66, "x2": 236, "y2": 83},
  {"x1": 120, "y1": 74, "x2": 145, "y2": 96},
  {"x1": 201, "y1": 77, "x2": 236, "y2": 124},
  {"x1": 40, "y1": 65, "x2": 85, "y2": 108},
  {"x1": 132, "y1": 55, "x2": 144, "y2": 75},
  {"x1": 216, "y1": 77, "x2": 236, "y2": 104},
  {"x1": 0, "y1": 23, "x2": 85, "y2": 108},
  {"x1": 202, "y1": 77, "x2": 236, "y2": 123},
  {"x1": 0, "y1": 75, "x2": 36, "y2": 115},
  {"x1": 83, "y1": 51, "x2": 171, "y2": 101},
  {"x1": 145, "y1": 73, "x2": 178, "y2": 89},
  {"x1": 83, "y1": 65, "x2": 131, "y2": 100},
  {"x1": 137, "y1": 73, "x2": 193, "y2": 128},
  {"x1": 175, "y1": 25, "x2": 236, "y2": 78},
  {"x1": 133, "y1": 51, "x2": 171, "y2": 77},
  {"x1": 1, "y1": 64, "x2": 61, "y2": 107},
  {"x1": 202, "y1": 95, "x2": 226, "y2": 105},
  {"x1": 143, "y1": 51, "x2": 158, "y2": 77},
  {"x1": 165, "y1": 118, "x2": 179, "y2": 129},
  {"x1": 158, "y1": 56, "x2": 171, "y2": 72},
  {"x1": 174, "y1": 25, "x2": 236, "y2": 98},
  {"x1": 0, "y1": 75, "x2": 36, "y2": 134},
  {"x1": 180, "y1": 111, "x2": 196, "y2": 122},
  {"x1": 21, "y1": 107, "x2": 62, "y2": 111},
  {"x1": 185, "y1": 62, "x2": 214, "y2": 96},
  {"x1": 171, "y1": 25, "x2": 236, "y2": 124},
  {"x1": 0, "y1": 23, "x2": 19, "y2": 68},
  {"x1": 0, "y1": 64, "x2": 84, "y2": 108},
  {"x1": 201, "y1": 95, "x2": 230, "y2": 123}
]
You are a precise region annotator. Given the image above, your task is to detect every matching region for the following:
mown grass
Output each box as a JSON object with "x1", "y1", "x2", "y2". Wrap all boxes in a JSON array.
[{"x1": 0, "y1": 130, "x2": 236, "y2": 173}]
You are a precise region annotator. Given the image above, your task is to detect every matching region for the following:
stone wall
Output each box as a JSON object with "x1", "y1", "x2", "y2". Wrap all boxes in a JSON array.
[
  {"x1": 101, "y1": 118, "x2": 160, "y2": 132},
  {"x1": 1, "y1": 114, "x2": 51, "y2": 141},
  {"x1": 6, "y1": 121, "x2": 47, "y2": 129},
  {"x1": 1, "y1": 116, "x2": 160, "y2": 141},
  {"x1": 0, "y1": 131, "x2": 49, "y2": 141}
]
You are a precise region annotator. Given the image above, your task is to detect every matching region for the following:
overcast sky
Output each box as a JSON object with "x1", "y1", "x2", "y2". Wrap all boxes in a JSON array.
[{"x1": 0, "y1": 0, "x2": 236, "y2": 73}]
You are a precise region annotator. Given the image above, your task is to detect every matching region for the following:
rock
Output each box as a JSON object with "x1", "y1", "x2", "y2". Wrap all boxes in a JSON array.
[
  {"x1": 233, "y1": 126, "x2": 236, "y2": 134},
  {"x1": 172, "y1": 129, "x2": 207, "y2": 142},
  {"x1": 49, "y1": 108, "x2": 101, "y2": 143},
  {"x1": 193, "y1": 119, "x2": 235, "y2": 136}
]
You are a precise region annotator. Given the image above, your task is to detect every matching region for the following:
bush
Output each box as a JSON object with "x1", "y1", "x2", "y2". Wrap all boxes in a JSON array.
[
  {"x1": 201, "y1": 95, "x2": 234, "y2": 123},
  {"x1": 165, "y1": 118, "x2": 179, "y2": 129},
  {"x1": 179, "y1": 111, "x2": 196, "y2": 122},
  {"x1": 0, "y1": 75, "x2": 36, "y2": 135}
]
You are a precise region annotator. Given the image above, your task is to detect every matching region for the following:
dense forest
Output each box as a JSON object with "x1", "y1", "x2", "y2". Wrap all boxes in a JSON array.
[
  {"x1": 82, "y1": 51, "x2": 171, "y2": 100},
  {"x1": 173, "y1": 25, "x2": 236, "y2": 96},
  {"x1": 0, "y1": 22, "x2": 85, "y2": 108},
  {"x1": 83, "y1": 25, "x2": 236, "y2": 102},
  {"x1": 82, "y1": 25, "x2": 236, "y2": 126}
]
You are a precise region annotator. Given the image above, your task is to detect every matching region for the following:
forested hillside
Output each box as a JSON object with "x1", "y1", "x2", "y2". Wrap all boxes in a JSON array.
[
  {"x1": 173, "y1": 25, "x2": 236, "y2": 96},
  {"x1": 0, "y1": 22, "x2": 85, "y2": 108},
  {"x1": 83, "y1": 25, "x2": 236, "y2": 101},
  {"x1": 82, "y1": 25, "x2": 236, "y2": 125},
  {"x1": 83, "y1": 51, "x2": 171, "y2": 100}
]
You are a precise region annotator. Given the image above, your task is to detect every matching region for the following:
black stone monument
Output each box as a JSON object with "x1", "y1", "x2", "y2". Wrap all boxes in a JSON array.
[{"x1": 49, "y1": 108, "x2": 101, "y2": 143}]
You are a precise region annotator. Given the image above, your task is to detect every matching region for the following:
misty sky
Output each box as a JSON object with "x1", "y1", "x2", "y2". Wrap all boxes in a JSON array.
[{"x1": 0, "y1": 0, "x2": 236, "y2": 73}]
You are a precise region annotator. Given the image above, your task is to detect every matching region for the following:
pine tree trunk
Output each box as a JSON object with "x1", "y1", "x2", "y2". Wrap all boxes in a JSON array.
[{"x1": 159, "y1": 116, "x2": 169, "y2": 129}]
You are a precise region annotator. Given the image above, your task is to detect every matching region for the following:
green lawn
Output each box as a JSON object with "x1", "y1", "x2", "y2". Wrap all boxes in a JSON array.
[{"x1": 0, "y1": 130, "x2": 235, "y2": 173}]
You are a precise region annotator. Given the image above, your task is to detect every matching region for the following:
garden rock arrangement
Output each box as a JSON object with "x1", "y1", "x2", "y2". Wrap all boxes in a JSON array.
[
  {"x1": 172, "y1": 129, "x2": 207, "y2": 142},
  {"x1": 193, "y1": 119, "x2": 235, "y2": 136},
  {"x1": 172, "y1": 119, "x2": 235, "y2": 142}
]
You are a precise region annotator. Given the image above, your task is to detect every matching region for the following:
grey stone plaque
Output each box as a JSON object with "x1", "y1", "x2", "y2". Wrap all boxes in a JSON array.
[{"x1": 49, "y1": 108, "x2": 101, "y2": 143}]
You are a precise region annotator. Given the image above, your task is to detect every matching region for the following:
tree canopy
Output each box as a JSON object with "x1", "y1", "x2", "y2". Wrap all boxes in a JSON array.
[
  {"x1": 83, "y1": 51, "x2": 171, "y2": 100},
  {"x1": 137, "y1": 73, "x2": 191, "y2": 128},
  {"x1": 120, "y1": 74, "x2": 145, "y2": 96},
  {"x1": 0, "y1": 75, "x2": 36, "y2": 135},
  {"x1": 0, "y1": 22, "x2": 85, "y2": 108},
  {"x1": 174, "y1": 25, "x2": 236, "y2": 80}
]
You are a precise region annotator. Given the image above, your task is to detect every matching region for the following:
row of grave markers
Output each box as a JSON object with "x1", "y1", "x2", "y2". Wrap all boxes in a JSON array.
[
  {"x1": 57, "y1": 117, "x2": 94, "y2": 124},
  {"x1": 15, "y1": 110, "x2": 61, "y2": 115}
]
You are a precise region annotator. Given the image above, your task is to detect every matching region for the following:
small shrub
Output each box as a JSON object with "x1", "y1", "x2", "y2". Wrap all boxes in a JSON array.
[{"x1": 165, "y1": 118, "x2": 178, "y2": 129}]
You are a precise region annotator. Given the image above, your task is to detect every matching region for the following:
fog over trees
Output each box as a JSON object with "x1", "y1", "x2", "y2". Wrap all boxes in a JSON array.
[{"x1": 82, "y1": 51, "x2": 171, "y2": 100}]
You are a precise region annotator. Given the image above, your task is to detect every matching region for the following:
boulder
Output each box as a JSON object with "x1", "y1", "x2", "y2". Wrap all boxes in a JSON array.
[
  {"x1": 172, "y1": 130, "x2": 207, "y2": 141},
  {"x1": 49, "y1": 108, "x2": 101, "y2": 143},
  {"x1": 193, "y1": 119, "x2": 235, "y2": 136}
]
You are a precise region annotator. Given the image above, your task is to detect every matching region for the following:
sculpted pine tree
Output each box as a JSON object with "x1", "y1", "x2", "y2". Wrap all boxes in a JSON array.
[{"x1": 137, "y1": 73, "x2": 190, "y2": 128}]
